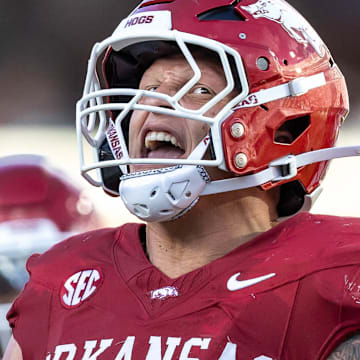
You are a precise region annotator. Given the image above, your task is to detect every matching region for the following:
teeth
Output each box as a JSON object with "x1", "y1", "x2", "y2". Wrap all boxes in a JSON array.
[
  {"x1": 170, "y1": 137, "x2": 178, "y2": 146},
  {"x1": 156, "y1": 132, "x2": 165, "y2": 141},
  {"x1": 145, "y1": 131, "x2": 180, "y2": 150}
]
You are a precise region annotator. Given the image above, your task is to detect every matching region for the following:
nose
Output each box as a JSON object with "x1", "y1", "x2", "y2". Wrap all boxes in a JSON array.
[{"x1": 140, "y1": 84, "x2": 176, "y2": 109}]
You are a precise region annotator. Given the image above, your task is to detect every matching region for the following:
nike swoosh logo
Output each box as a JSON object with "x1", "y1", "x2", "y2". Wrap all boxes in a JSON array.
[{"x1": 227, "y1": 272, "x2": 276, "y2": 291}]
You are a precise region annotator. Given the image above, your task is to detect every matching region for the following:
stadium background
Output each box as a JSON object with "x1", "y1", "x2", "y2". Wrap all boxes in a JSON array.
[{"x1": 1, "y1": 0, "x2": 359, "y2": 226}]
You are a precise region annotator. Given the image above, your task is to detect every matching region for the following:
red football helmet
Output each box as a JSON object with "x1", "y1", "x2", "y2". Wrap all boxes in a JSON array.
[
  {"x1": 0, "y1": 154, "x2": 97, "y2": 232},
  {"x1": 0, "y1": 154, "x2": 99, "y2": 292},
  {"x1": 77, "y1": 0, "x2": 358, "y2": 222}
]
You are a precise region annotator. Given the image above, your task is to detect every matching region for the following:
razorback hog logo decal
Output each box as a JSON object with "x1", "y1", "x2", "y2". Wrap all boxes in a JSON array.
[
  {"x1": 124, "y1": 15, "x2": 154, "y2": 28},
  {"x1": 60, "y1": 269, "x2": 103, "y2": 308},
  {"x1": 150, "y1": 286, "x2": 179, "y2": 300},
  {"x1": 241, "y1": 0, "x2": 325, "y2": 57}
]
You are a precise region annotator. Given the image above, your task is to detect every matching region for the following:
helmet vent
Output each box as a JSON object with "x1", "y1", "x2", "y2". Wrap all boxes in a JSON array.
[
  {"x1": 274, "y1": 115, "x2": 310, "y2": 144},
  {"x1": 197, "y1": 5, "x2": 246, "y2": 21},
  {"x1": 160, "y1": 209, "x2": 172, "y2": 215}
]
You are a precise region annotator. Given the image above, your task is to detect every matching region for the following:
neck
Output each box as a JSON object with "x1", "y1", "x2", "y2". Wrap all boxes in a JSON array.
[{"x1": 146, "y1": 187, "x2": 279, "y2": 278}]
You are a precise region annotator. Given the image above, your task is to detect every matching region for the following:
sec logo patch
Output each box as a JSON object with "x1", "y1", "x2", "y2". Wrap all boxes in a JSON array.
[{"x1": 60, "y1": 269, "x2": 103, "y2": 309}]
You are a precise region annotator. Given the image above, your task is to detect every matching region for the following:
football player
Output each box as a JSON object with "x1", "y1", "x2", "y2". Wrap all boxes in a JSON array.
[
  {"x1": 0, "y1": 154, "x2": 98, "y2": 356},
  {"x1": 4, "y1": 0, "x2": 360, "y2": 359}
]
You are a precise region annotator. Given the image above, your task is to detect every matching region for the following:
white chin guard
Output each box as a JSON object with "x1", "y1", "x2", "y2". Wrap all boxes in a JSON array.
[{"x1": 119, "y1": 165, "x2": 210, "y2": 222}]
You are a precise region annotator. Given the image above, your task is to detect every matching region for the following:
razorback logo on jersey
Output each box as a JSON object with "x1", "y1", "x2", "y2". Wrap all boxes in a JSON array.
[
  {"x1": 150, "y1": 286, "x2": 179, "y2": 300},
  {"x1": 60, "y1": 269, "x2": 103, "y2": 309}
]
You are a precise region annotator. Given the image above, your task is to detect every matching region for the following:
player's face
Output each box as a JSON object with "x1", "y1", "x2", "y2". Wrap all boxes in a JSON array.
[{"x1": 128, "y1": 54, "x2": 232, "y2": 172}]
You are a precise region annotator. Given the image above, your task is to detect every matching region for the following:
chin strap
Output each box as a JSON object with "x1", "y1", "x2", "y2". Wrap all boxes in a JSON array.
[
  {"x1": 201, "y1": 145, "x2": 360, "y2": 195},
  {"x1": 119, "y1": 141, "x2": 360, "y2": 222}
]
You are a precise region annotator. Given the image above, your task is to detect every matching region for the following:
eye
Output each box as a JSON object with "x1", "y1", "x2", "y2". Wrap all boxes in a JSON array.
[
  {"x1": 192, "y1": 86, "x2": 212, "y2": 95},
  {"x1": 145, "y1": 86, "x2": 159, "y2": 92}
]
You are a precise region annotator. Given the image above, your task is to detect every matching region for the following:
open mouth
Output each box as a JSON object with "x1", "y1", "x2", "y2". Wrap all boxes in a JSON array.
[{"x1": 144, "y1": 130, "x2": 185, "y2": 159}]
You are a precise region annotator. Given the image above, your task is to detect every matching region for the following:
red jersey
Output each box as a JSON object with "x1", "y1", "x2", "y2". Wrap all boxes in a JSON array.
[{"x1": 7, "y1": 212, "x2": 360, "y2": 360}]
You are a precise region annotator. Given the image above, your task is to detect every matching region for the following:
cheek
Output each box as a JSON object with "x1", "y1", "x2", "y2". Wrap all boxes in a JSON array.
[
  {"x1": 188, "y1": 121, "x2": 210, "y2": 141},
  {"x1": 128, "y1": 111, "x2": 144, "y2": 153},
  {"x1": 204, "y1": 98, "x2": 231, "y2": 118}
]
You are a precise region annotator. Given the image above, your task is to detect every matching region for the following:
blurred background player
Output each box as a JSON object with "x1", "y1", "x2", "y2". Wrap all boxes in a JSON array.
[{"x1": 0, "y1": 154, "x2": 99, "y2": 356}]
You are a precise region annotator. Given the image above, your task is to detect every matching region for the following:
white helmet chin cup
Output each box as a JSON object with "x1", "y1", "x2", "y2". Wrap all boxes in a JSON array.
[{"x1": 119, "y1": 165, "x2": 210, "y2": 222}]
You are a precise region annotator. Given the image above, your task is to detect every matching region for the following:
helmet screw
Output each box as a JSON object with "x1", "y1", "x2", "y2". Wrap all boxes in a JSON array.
[
  {"x1": 257, "y1": 57, "x2": 270, "y2": 71},
  {"x1": 234, "y1": 153, "x2": 248, "y2": 169},
  {"x1": 230, "y1": 122, "x2": 245, "y2": 138}
]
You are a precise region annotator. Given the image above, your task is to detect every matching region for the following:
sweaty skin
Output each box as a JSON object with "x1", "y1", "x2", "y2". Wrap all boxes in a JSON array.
[
  {"x1": 127, "y1": 53, "x2": 280, "y2": 279},
  {"x1": 128, "y1": 53, "x2": 232, "y2": 173}
]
